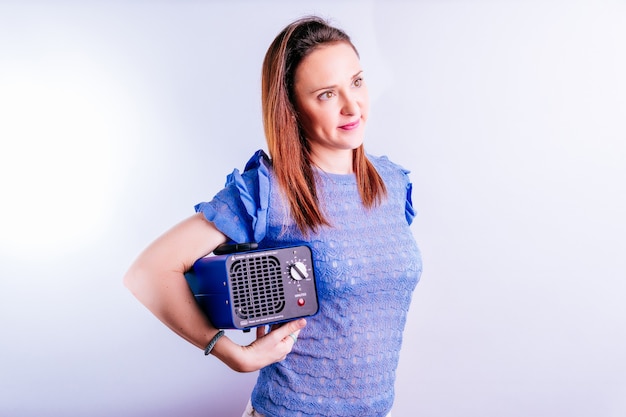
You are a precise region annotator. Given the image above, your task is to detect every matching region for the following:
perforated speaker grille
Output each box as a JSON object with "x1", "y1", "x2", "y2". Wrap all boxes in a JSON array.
[{"x1": 230, "y1": 255, "x2": 286, "y2": 319}]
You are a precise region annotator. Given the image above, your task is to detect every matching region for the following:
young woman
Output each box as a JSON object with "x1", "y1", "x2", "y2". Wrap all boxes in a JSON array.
[{"x1": 124, "y1": 16, "x2": 422, "y2": 417}]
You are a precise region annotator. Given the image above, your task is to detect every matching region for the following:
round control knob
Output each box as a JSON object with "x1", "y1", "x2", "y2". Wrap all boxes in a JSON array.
[{"x1": 289, "y1": 261, "x2": 309, "y2": 281}]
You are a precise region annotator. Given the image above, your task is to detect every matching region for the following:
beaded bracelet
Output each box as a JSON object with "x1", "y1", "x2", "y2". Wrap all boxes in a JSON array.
[{"x1": 204, "y1": 330, "x2": 225, "y2": 356}]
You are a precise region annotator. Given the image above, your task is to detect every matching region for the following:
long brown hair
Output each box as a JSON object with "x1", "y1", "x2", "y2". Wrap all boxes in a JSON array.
[{"x1": 261, "y1": 16, "x2": 386, "y2": 235}]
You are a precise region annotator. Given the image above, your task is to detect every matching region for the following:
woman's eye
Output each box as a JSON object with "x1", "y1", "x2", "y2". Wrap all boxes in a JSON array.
[
  {"x1": 318, "y1": 91, "x2": 335, "y2": 101},
  {"x1": 353, "y1": 77, "x2": 363, "y2": 88}
]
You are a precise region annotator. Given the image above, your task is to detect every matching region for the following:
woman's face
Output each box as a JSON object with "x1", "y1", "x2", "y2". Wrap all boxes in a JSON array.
[{"x1": 293, "y1": 41, "x2": 369, "y2": 172}]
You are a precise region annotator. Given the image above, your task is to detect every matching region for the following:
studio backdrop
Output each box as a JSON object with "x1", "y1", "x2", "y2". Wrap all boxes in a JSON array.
[{"x1": 1, "y1": 1, "x2": 625, "y2": 416}]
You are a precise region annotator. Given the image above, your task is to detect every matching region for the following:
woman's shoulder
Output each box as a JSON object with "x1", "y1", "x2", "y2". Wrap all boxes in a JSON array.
[
  {"x1": 229, "y1": 149, "x2": 273, "y2": 192},
  {"x1": 242, "y1": 149, "x2": 272, "y2": 173},
  {"x1": 367, "y1": 153, "x2": 411, "y2": 178},
  {"x1": 368, "y1": 154, "x2": 417, "y2": 224},
  {"x1": 230, "y1": 149, "x2": 272, "y2": 184},
  {"x1": 195, "y1": 149, "x2": 272, "y2": 243}
]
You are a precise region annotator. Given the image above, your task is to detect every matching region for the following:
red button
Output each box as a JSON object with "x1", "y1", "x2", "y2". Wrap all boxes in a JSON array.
[{"x1": 297, "y1": 298, "x2": 305, "y2": 306}]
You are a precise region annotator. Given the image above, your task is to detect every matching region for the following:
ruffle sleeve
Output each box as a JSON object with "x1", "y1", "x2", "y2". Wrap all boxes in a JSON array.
[
  {"x1": 194, "y1": 150, "x2": 271, "y2": 243},
  {"x1": 403, "y1": 169, "x2": 417, "y2": 226}
]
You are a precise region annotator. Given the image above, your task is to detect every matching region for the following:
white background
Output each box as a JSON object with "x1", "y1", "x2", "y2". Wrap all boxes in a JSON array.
[{"x1": 1, "y1": 1, "x2": 625, "y2": 416}]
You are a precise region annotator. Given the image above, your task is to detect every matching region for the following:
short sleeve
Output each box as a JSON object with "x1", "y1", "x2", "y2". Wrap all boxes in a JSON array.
[
  {"x1": 194, "y1": 150, "x2": 271, "y2": 243},
  {"x1": 404, "y1": 173, "x2": 416, "y2": 226}
]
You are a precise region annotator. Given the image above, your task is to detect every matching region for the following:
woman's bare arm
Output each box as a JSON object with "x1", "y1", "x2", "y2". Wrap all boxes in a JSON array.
[{"x1": 123, "y1": 212, "x2": 305, "y2": 372}]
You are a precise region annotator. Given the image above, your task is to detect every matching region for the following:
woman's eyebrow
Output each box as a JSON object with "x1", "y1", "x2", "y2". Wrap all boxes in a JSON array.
[{"x1": 309, "y1": 70, "x2": 364, "y2": 94}]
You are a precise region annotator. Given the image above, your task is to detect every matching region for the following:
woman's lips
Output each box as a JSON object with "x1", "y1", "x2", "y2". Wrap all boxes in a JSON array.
[{"x1": 339, "y1": 119, "x2": 360, "y2": 130}]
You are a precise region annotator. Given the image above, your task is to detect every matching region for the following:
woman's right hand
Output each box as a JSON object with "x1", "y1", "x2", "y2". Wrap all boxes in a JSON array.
[{"x1": 212, "y1": 318, "x2": 307, "y2": 373}]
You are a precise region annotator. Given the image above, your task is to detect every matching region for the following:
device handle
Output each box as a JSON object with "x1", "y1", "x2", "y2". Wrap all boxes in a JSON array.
[{"x1": 213, "y1": 242, "x2": 259, "y2": 255}]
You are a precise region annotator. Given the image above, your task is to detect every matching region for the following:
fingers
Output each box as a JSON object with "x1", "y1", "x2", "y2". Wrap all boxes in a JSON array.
[
  {"x1": 257, "y1": 319, "x2": 306, "y2": 345},
  {"x1": 256, "y1": 325, "x2": 267, "y2": 340},
  {"x1": 278, "y1": 318, "x2": 306, "y2": 344},
  {"x1": 237, "y1": 319, "x2": 308, "y2": 371}
]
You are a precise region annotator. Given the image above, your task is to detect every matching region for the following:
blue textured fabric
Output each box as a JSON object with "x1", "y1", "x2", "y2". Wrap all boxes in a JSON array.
[
  {"x1": 195, "y1": 150, "x2": 422, "y2": 417},
  {"x1": 195, "y1": 150, "x2": 271, "y2": 244}
]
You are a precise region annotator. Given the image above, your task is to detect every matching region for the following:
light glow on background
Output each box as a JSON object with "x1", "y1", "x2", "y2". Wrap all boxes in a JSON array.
[{"x1": 0, "y1": 65, "x2": 120, "y2": 257}]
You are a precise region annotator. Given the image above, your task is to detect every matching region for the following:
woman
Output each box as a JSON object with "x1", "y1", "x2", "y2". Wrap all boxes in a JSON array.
[{"x1": 124, "y1": 16, "x2": 422, "y2": 417}]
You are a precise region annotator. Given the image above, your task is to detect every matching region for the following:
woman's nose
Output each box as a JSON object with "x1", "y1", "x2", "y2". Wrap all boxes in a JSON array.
[{"x1": 340, "y1": 94, "x2": 359, "y2": 116}]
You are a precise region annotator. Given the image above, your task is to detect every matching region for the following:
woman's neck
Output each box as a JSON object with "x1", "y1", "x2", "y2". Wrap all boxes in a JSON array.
[{"x1": 309, "y1": 148, "x2": 354, "y2": 174}]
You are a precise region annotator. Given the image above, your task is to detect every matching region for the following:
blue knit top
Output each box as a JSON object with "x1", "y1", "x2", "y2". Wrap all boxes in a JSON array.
[{"x1": 195, "y1": 150, "x2": 422, "y2": 417}]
